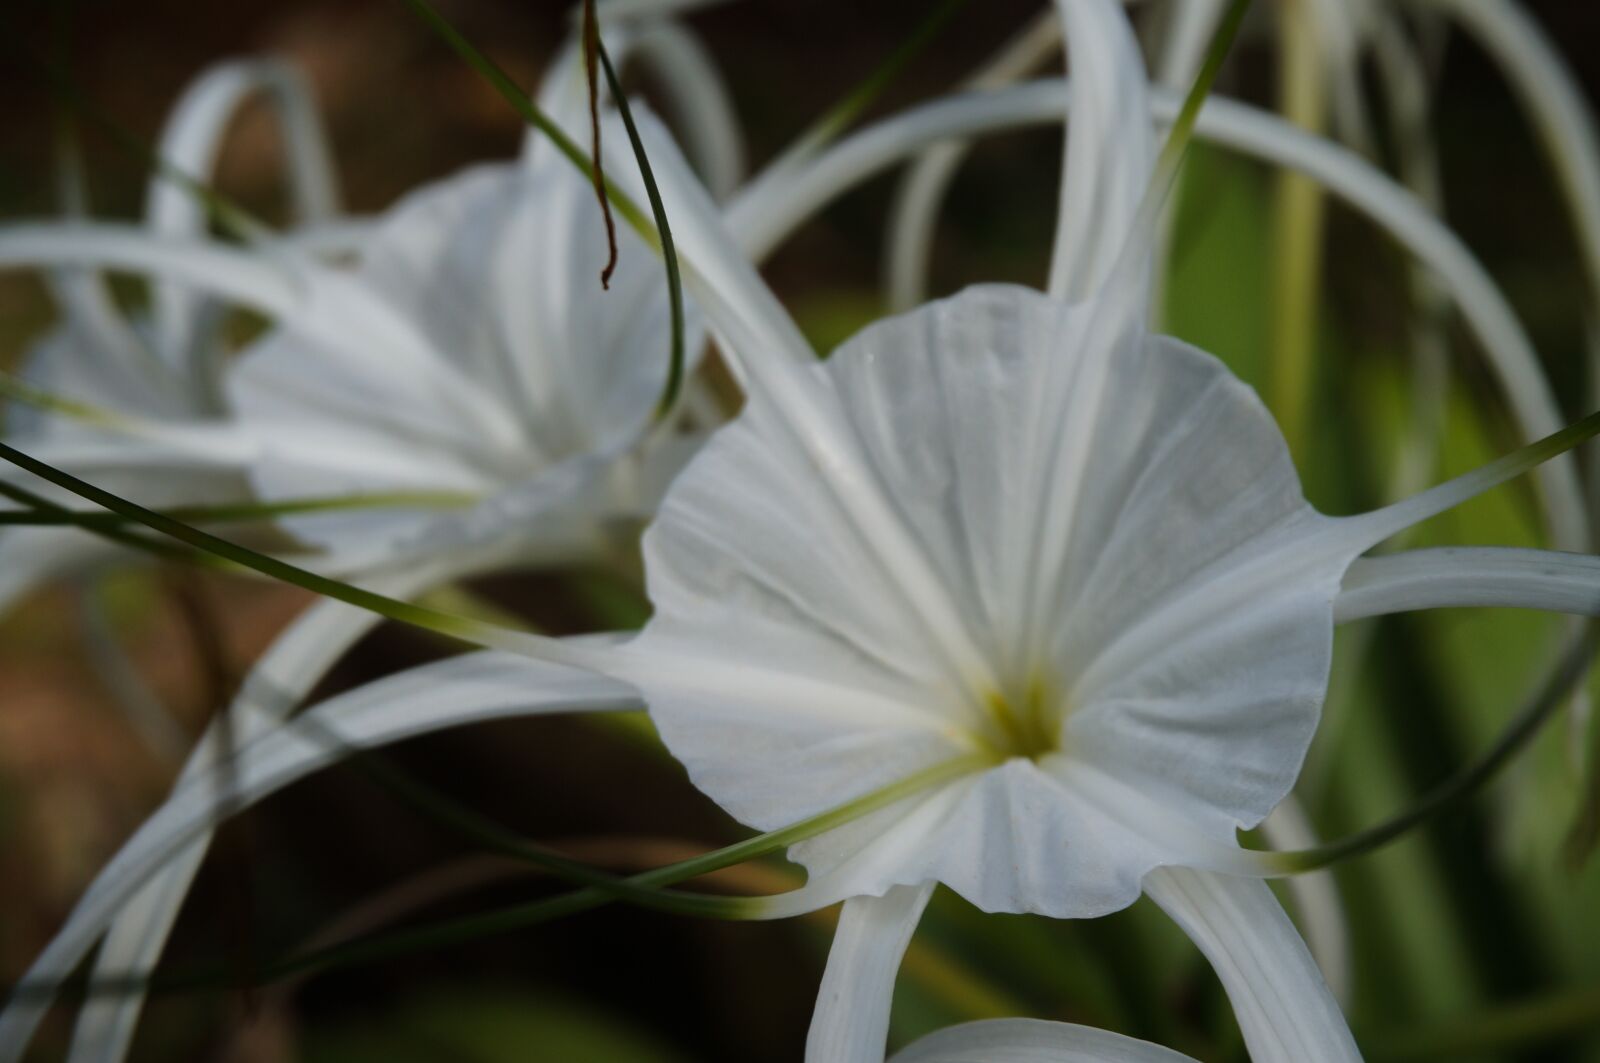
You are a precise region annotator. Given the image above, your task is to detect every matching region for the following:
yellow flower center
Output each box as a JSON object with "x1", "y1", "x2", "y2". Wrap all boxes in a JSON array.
[{"x1": 980, "y1": 675, "x2": 1062, "y2": 763}]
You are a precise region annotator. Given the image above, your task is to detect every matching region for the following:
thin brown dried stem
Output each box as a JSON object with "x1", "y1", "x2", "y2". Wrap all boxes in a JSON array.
[{"x1": 583, "y1": 0, "x2": 619, "y2": 288}]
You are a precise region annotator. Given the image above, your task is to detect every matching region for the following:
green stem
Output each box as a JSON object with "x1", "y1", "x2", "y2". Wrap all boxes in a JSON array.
[
  {"x1": 0, "y1": 490, "x2": 478, "y2": 528},
  {"x1": 400, "y1": 0, "x2": 656, "y2": 246},
  {"x1": 0, "y1": 440, "x2": 538, "y2": 654},
  {"x1": 596, "y1": 39, "x2": 687, "y2": 423},
  {"x1": 0, "y1": 478, "x2": 195, "y2": 563},
  {"x1": 1267, "y1": 0, "x2": 1328, "y2": 459}
]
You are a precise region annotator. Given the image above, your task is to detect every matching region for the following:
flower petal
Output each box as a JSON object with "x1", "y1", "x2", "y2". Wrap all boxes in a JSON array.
[
  {"x1": 146, "y1": 58, "x2": 339, "y2": 363},
  {"x1": 805, "y1": 883, "x2": 934, "y2": 1063},
  {"x1": 889, "y1": 1018, "x2": 1199, "y2": 1063},
  {"x1": 1047, "y1": 0, "x2": 1156, "y2": 299},
  {"x1": 1337, "y1": 547, "x2": 1600, "y2": 622},
  {"x1": 66, "y1": 566, "x2": 459, "y2": 1063},
  {"x1": 1143, "y1": 866, "x2": 1361, "y2": 1063}
]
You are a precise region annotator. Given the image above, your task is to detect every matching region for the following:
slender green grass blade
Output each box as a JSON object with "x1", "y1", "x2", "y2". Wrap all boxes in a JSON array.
[
  {"x1": 0, "y1": 491, "x2": 479, "y2": 529},
  {"x1": 0, "y1": 478, "x2": 194, "y2": 562},
  {"x1": 596, "y1": 40, "x2": 686, "y2": 422},
  {"x1": 0, "y1": 440, "x2": 526, "y2": 651},
  {"x1": 1274, "y1": 624, "x2": 1599, "y2": 874},
  {"x1": 400, "y1": 0, "x2": 655, "y2": 244}
]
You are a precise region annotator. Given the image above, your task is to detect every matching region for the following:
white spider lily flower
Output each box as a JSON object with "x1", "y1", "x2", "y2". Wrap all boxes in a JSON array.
[
  {"x1": 579, "y1": 0, "x2": 1600, "y2": 1056},
  {"x1": 0, "y1": 57, "x2": 340, "y2": 614},
  {"x1": 216, "y1": 122, "x2": 702, "y2": 577}
]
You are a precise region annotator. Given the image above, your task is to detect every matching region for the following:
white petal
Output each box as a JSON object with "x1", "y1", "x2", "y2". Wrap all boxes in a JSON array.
[
  {"x1": 302, "y1": 451, "x2": 618, "y2": 577},
  {"x1": 890, "y1": 1018, "x2": 1199, "y2": 1063},
  {"x1": 1143, "y1": 866, "x2": 1362, "y2": 1063},
  {"x1": 0, "y1": 224, "x2": 299, "y2": 314},
  {"x1": 227, "y1": 131, "x2": 696, "y2": 562},
  {"x1": 1047, "y1": 0, "x2": 1156, "y2": 299},
  {"x1": 0, "y1": 652, "x2": 640, "y2": 1062},
  {"x1": 606, "y1": 107, "x2": 816, "y2": 381},
  {"x1": 1154, "y1": 0, "x2": 1231, "y2": 89},
  {"x1": 1257, "y1": 798, "x2": 1352, "y2": 1007},
  {"x1": 11, "y1": 322, "x2": 190, "y2": 435},
  {"x1": 626, "y1": 20, "x2": 746, "y2": 200},
  {"x1": 0, "y1": 223, "x2": 528, "y2": 458},
  {"x1": 1336, "y1": 547, "x2": 1600, "y2": 622},
  {"x1": 805, "y1": 883, "x2": 933, "y2": 1063},
  {"x1": 67, "y1": 565, "x2": 457, "y2": 1063},
  {"x1": 146, "y1": 58, "x2": 340, "y2": 363},
  {"x1": 885, "y1": 13, "x2": 1061, "y2": 312}
]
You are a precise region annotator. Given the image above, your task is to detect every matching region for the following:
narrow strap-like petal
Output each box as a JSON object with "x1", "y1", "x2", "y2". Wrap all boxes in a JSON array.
[
  {"x1": 885, "y1": 11, "x2": 1059, "y2": 311},
  {"x1": 805, "y1": 883, "x2": 934, "y2": 1063},
  {"x1": 0, "y1": 651, "x2": 641, "y2": 1062},
  {"x1": 1047, "y1": 0, "x2": 1155, "y2": 300},
  {"x1": 627, "y1": 19, "x2": 746, "y2": 200},
  {"x1": 1337, "y1": 547, "x2": 1600, "y2": 622},
  {"x1": 66, "y1": 565, "x2": 456, "y2": 1063},
  {"x1": 889, "y1": 1018, "x2": 1199, "y2": 1063},
  {"x1": 146, "y1": 59, "x2": 340, "y2": 366},
  {"x1": 1257, "y1": 799, "x2": 1352, "y2": 1007},
  {"x1": 0, "y1": 224, "x2": 529, "y2": 452},
  {"x1": 526, "y1": 0, "x2": 740, "y2": 196},
  {"x1": 1144, "y1": 866, "x2": 1362, "y2": 1063},
  {"x1": 1155, "y1": 0, "x2": 1231, "y2": 89}
]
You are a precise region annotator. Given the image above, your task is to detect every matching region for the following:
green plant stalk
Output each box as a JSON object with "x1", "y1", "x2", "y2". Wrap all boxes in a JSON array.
[{"x1": 1267, "y1": 0, "x2": 1328, "y2": 459}]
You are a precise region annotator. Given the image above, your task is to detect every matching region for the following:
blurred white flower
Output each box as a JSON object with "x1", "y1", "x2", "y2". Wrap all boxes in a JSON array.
[{"x1": 0, "y1": 58, "x2": 341, "y2": 614}]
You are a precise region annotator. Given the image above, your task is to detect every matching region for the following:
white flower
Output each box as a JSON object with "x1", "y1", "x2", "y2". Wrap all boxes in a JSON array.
[
  {"x1": 0, "y1": 8, "x2": 742, "y2": 1059},
  {"x1": 0, "y1": 58, "x2": 341, "y2": 613}
]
